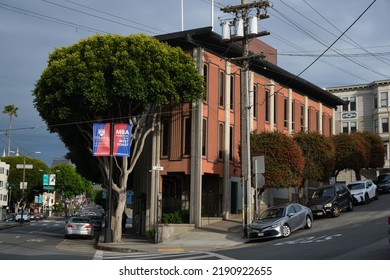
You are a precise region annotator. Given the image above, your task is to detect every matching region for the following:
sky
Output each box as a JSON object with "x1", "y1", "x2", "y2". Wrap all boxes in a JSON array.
[{"x1": 0, "y1": 0, "x2": 389, "y2": 166}]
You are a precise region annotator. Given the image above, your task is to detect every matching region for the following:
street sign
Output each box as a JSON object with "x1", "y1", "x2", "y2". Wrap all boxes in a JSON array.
[
  {"x1": 19, "y1": 182, "x2": 28, "y2": 190},
  {"x1": 43, "y1": 186, "x2": 55, "y2": 191},
  {"x1": 152, "y1": 165, "x2": 164, "y2": 171},
  {"x1": 16, "y1": 164, "x2": 33, "y2": 169}
]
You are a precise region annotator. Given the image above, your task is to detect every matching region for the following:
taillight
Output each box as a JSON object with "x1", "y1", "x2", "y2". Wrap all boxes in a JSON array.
[
  {"x1": 85, "y1": 224, "x2": 91, "y2": 229},
  {"x1": 67, "y1": 224, "x2": 74, "y2": 228}
]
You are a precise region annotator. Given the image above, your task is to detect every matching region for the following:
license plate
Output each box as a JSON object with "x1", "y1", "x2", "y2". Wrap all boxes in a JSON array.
[
  {"x1": 316, "y1": 212, "x2": 323, "y2": 216},
  {"x1": 258, "y1": 233, "x2": 264, "y2": 237}
]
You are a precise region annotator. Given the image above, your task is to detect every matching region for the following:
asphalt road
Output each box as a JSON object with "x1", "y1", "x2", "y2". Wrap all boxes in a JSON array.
[
  {"x1": 0, "y1": 219, "x2": 97, "y2": 260},
  {"x1": 216, "y1": 193, "x2": 390, "y2": 260}
]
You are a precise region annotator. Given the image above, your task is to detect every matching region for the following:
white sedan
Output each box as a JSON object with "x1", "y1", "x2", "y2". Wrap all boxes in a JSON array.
[{"x1": 347, "y1": 180, "x2": 378, "y2": 204}]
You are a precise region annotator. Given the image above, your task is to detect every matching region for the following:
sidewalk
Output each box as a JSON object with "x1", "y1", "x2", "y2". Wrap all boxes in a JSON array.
[{"x1": 96, "y1": 219, "x2": 249, "y2": 253}]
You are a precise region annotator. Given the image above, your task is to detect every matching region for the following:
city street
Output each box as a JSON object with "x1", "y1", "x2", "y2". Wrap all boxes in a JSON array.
[{"x1": 1, "y1": 193, "x2": 390, "y2": 260}]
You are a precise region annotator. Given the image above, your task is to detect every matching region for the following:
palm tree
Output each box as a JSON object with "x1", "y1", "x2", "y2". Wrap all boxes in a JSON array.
[{"x1": 2, "y1": 104, "x2": 18, "y2": 156}]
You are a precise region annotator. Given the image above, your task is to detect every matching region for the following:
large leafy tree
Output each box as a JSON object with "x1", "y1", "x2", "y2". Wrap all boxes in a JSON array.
[
  {"x1": 33, "y1": 34, "x2": 204, "y2": 242},
  {"x1": 293, "y1": 132, "x2": 335, "y2": 182},
  {"x1": 250, "y1": 131, "x2": 304, "y2": 190},
  {"x1": 1, "y1": 156, "x2": 49, "y2": 212},
  {"x1": 2, "y1": 104, "x2": 18, "y2": 156},
  {"x1": 331, "y1": 132, "x2": 369, "y2": 179},
  {"x1": 356, "y1": 131, "x2": 384, "y2": 169}
]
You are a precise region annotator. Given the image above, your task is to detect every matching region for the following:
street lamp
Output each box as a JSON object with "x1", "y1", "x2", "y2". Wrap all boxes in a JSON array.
[{"x1": 11, "y1": 151, "x2": 41, "y2": 223}]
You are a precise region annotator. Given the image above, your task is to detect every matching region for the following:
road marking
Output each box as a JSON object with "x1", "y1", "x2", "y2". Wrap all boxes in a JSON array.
[
  {"x1": 274, "y1": 234, "x2": 342, "y2": 246},
  {"x1": 93, "y1": 250, "x2": 104, "y2": 260}
]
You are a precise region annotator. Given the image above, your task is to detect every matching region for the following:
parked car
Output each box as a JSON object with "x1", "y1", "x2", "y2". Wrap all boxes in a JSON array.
[
  {"x1": 65, "y1": 216, "x2": 94, "y2": 239},
  {"x1": 249, "y1": 203, "x2": 313, "y2": 240},
  {"x1": 306, "y1": 183, "x2": 353, "y2": 218},
  {"x1": 347, "y1": 180, "x2": 379, "y2": 204},
  {"x1": 373, "y1": 174, "x2": 390, "y2": 194},
  {"x1": 2, "y1": 213, "x2": 16, "y2": 222},
  {"x1": 89, "y1": 215, "x2": 103, "y2": 231},
  {"x1": 15, "y1": 210, "x2": 31, "y2": 222}
]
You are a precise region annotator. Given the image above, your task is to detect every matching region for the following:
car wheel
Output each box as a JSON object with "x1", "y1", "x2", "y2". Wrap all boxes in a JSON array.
[
  {"x1": 305, "y1": 216, "x2": 312, "y2": 229},
  {"x1": 374, "y1": 190, "x2": 379, "y2": 200},
  {"x1": 364, "y1": 193, "x2": 370, "y2": 204},
  {"x1": 346, "y1": 200, "x2": 353, "y2": 211},
  {"x1": 282, "y1": 224, "x2": 291, "y2": 237},
  {"x1": 332, "y1": 205, "x2": 341, "y2": 217}
]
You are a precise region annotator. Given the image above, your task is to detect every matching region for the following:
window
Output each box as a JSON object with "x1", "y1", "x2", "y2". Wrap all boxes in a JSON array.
[
  {"x1": 343, "y1": 121, "x2": 357, "y2": 133},
  {"x1": 230, "y1": 75, "x2": 234, "y2": 110},
  {"x1": 329, "y1": 117, "x2": 332, "y2": 135},
  {"x1": 161, "y1": 118, "x2": 170, "y2": 157},
  {"x1": 219, "y1": 70, "x2": 225, "y2": 107},
  {"x1": 300, "y1": 105, "x2": 304, "y2": 132},
  {"x1": 342, "y1": 96, "x2": 356, "y2": 111},
  {"x1": 381, "y1": 92, "x2": 388, "y2": 107},
  {"x1": 218, "y1": 123, "x2": 224, "y2": 160},
  {"x1": 265, "y1": 90, "x2": 270, "y2": 122},
  {"x1": 203, "y1": 64, "x2": 208, "y2": 102},
  {"x1": 350, "y1": 96, "x2": 356, "y2": 111},
  {"x1": 291, "y1": 100, "x2": 295, "y2": 130},
  {"x1": 202, "y1": 118, "x2": 207, "y2": 156},
  {"x1": 0, "y1": 167, "x2": 4, "y2": 174},
  {"x1": 342, "y1": 97, "x2": 349, "y2": 111},
  {"x1": 283, "y1": 97, "x2": 288, "y2": 128},
  {"x1": 184, "y1": 117, "x2": 191, "y2": 156},
  {"x1": 229, "y1": 126, "x2": 233, "y2": 161},
  {"x1": 374, "y1": 119, "x2": 379, "y2": 133},
  {"x1": 342, "y1": 122, "x2": 348, "y2": 133},
  {"x1": 381, "y1": 118, "x2": 389, "y2": 133},
  {"x1": 274, "y1": 93, "x2": 278, "y2": 125},
  {"x1": 384, "y1": 143, "x2": 388, "y2": 161},
  {"x1": 253, "y1": 84, "x2": 258, "y2": 118},
  {"x1": 307, "y1": 108, "x2": 311, "y2": 132},
  {"x1": 374, "y1": 93, "x2": 378, "y2": 109}
]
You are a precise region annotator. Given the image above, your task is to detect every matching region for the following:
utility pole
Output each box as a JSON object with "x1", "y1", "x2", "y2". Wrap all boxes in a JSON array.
[{"x1": 220, "y1": 0, "x2": 270, "y2": 238}]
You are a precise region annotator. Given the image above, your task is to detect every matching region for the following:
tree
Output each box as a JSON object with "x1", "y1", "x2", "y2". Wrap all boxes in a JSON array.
[
  {"x1": 33, "y1": 34, "x2": 204, "y2": 242},
  {"x1": 250, "y1": 131, "x2": 304, "y2": 190},
  {"x1": 356, "y1": 131, "x2": 384, "y2": 169},
  {"x1": 293, "y1": 132, "x2": 335, "y2": 182},
  {"x1": 2, "y1": 104, "x2": 18, "y2": 156},
  {"x1": 52, "y1": 164, "x2": 92, "y2": 199},
  {"x1": 1, "y1": 156, "x2": 49, "y2": 212},
  {"x1": 331, "y1": 133, "x2": 369, "y2": 180}
]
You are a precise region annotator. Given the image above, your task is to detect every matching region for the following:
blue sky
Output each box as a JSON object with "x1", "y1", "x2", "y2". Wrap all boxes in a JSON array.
[{"x1": 0, "y1": 0, "x2": 389, "y2": 166}]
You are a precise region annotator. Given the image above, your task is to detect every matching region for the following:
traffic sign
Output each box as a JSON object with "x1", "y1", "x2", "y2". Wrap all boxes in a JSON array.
[
  {"x1": 152, "y1": 165, "x2": 164, "y2": 171},
  {"x1": 16, "y1": 164, "x2": 33, "y2": 169}
]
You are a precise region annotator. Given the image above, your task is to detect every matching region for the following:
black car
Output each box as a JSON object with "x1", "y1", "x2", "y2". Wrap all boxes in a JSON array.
[
  {"x1": 373, "y1": 174, "x2": 390, "y2": 194},
  {"x1": 306, "y1": 183, "x2": 353, "y2": 218},
  {"x1": 89, "y1": 215, "x2": 103, "y2": 231}
]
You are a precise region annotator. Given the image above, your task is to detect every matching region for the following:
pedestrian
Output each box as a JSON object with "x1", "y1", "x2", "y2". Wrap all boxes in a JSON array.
[
  {"x1": 134, "y1": 211, "x2": 141, "y2": 234},
  {"x1": 122, "y1": 211, "x2": 127, "y2": 233}
]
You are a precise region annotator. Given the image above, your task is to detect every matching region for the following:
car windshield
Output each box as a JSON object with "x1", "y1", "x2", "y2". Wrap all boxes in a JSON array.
[
  {"x1": 70, "y1": 218, "x2": 90, "y2": 223},
  {"x1": 373, "y1": 175, "x2": 390, "y2": 183},
  {"x1": 259, "y1": 207, "x2": 285, "y2": 219},
  {"x1": 347, "y1": 183, "x2": 364, "y2": 190},
  {"x1": 312, "y1": 187, "x2": 335, "y2": 198}
]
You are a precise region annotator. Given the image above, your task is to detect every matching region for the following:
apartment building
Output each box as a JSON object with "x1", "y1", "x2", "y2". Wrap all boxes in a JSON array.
[
  {"x1": 131, "y1": 27, "x2": 344, "y2": 232},
  {"x1": 327, "y1": 80, "x2": 390, "y2": 183},
  {"x1": 0, "y1": 160, "x2": 10, "y2": 219}
]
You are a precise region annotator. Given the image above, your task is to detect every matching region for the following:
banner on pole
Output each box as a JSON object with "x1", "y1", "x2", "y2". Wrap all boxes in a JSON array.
[
  {"x1": 93, "y1": 123, "x2": 111, "y2": 156},
  {"x1": 113, "y1": 123, "x2": 131, "y2": 157}
]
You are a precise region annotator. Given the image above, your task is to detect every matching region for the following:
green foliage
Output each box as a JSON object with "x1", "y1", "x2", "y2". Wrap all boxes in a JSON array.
[
  {"x1": 52, "y1": 164, "x2": 92, "y2": 198},
  {"x1": 293, "y1": 132, "x2": 335, "y2": 182},
  {"x1": 356, "y1": 131, "x2": 384, "y2": 168},
  {"x1": 162, "y1": 209, "x2": 190, "y2": 224},
  {"x1": 250, "y1": 131, "x2": 304, "y2": 189},
  {"x1": 331, "y1": 132, "x2": 370, "y2": 175},
  {"x1": 1, "y1": 156, "x2": 49, "y2": 203},
  {"x1": 33, "y1": 33, "x2": 205, "y2": 183}
]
